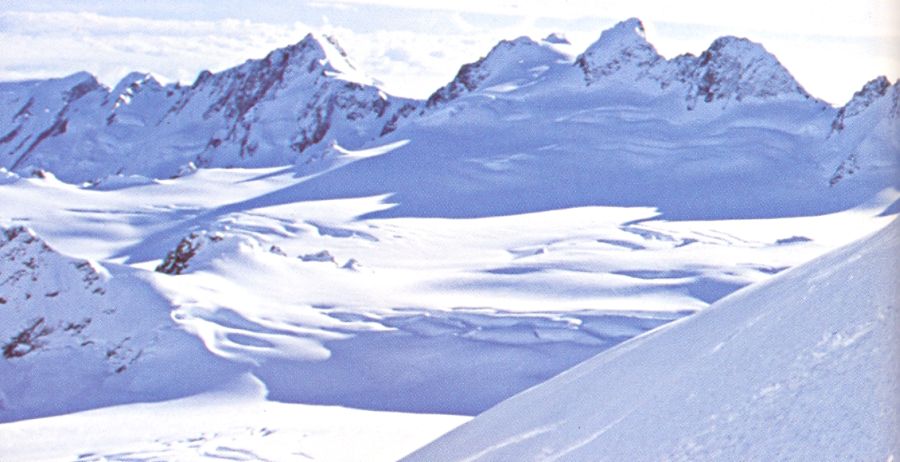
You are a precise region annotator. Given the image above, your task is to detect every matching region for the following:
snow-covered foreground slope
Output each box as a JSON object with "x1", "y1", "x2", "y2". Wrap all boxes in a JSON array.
[
  {"x1": 0, "y1": 374, "x2": 468, "y2": 462},
  {"x1": 404, "y1": 219, "x2": 900, "y2": 461}
]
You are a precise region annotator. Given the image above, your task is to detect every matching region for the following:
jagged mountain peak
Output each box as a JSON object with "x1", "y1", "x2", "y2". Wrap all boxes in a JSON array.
[
  {"x1": 113, "y1": 71, "x2": 158, "y2": 88},
  {"x1": 575, "y1": 18, "x2": 663, "y2": 83},
  {"x1": 108, "y1": 72, "x2": 162, "y2": 107},
  {"x1": 827, "y1": 77, "x2": 898, "y2": 186},
  {"x1": 572, "y1": 21, "x2": 811, "y2": 107},
  {"x1": 425, "y1": 35, "x2": 564, "y2": 107},
  {"x1": 681, "y1": 35, "x2": 810, "y2": 108},
  {"x1": 0, "y1": 29, "x2": 397, "y2": 181},
  {"x1": 592, "y1": 17, "x2": 650, "y2": 48},
  {"x1": 705, "y1": 35, "x2": 764, "y2": 56},
  {"x1": 190, "y1": 32, "x2": 372, "y2": 96},
  {"x1": 0, "y1": 18, "x2": 893, "y2": 185},
  {"x1": 830, "y1": 76, "x2": 896, "y2": 133},
  {"x1": 182, "y1": 32, "x2": 382, "y2": 125},
  {"x1": 274, "y1": 32, "x2": 371, "y2": 86}
]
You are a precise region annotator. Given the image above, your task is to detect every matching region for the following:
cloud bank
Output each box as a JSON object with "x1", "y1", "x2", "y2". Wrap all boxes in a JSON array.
[{"x1": 1, "y1": 3, "x2": 897, "y2": 105}]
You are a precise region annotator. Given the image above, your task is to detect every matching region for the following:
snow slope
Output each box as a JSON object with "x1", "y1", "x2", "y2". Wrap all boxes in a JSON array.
[
  {"x1": 0, "y1": 374, "x2": 467, "y2": 462},
  {"x1": 2, "y1": 164, "x2": 893, "y2": 422},
  {"x1": 404, "y1": 219, "x2": 900, "y2": 461},
  {"x1": 0, "y1": 224, "x2": 246, "y2": 422}
]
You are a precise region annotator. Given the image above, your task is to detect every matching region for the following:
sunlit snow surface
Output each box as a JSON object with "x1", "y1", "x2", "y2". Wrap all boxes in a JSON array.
[
  {"x1": 405, "y1": 218, "x2": 899, "y2": 462},
  {"x1": 1, "y1": 17, "x2": 898, "y2": 460},
  {"x1": 0, "y1": 159, "x2": 895, "y2": 460},
  {"x1": 0, "y1": 374, "x2": 467, "y2": 462}
]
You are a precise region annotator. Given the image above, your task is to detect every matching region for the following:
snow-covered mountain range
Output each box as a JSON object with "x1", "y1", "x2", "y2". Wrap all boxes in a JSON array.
[
  {"x1": 1, "y1": 19, "x2": 897, "y2": 197},
  {"x1": 0, "y1": 33, "x2": 404, "y2": 182},
  {"x1": 0, "y1": 17, "x2": 897, "y2": 461}
]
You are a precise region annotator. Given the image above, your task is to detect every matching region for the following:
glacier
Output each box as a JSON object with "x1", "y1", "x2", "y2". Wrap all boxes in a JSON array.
[{"x1": 0, "y1": 17, "x2": 897, "y2": 461}]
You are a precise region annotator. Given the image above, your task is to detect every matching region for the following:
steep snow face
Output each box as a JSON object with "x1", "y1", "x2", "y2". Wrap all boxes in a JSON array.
[
  {"x1": 382, "y1": 36, "x2": 571, "y2": 134},
  {"x1": 404, "y1": 218, "x2": 900, "y2": 462},
  {"x1": 426, "y1": 37, "x2": 568, "y2": 108},
  {"x1": 0, "y1": 34, "x2": 401, "y2": 182}
]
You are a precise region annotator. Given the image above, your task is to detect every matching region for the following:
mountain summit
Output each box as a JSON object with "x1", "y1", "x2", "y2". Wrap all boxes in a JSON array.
[
  {"x1": 575, "y1": 18, "x2": 665, "y2": 83},
  {"x1": 574, "y1": 18, "x2": 811, "y2": 108},
  {"x1": 681, "y1": 36, "x2": 812, "y2": 107},
  {"x1": 0, "y1": 18, "x2": 892, "y2": 192}
]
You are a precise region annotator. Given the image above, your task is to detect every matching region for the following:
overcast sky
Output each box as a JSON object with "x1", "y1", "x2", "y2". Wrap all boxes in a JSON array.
[{"x1": 1, "y1": 0, "x2": 897, "y2": 105}]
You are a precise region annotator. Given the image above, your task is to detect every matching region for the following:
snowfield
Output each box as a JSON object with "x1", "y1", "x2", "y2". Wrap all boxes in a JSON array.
[
  {"x1": 0, "y1": 17, "x2": 897, "y2": 461},
  {"x1": 0, "y1": 374, "x2": 468, "y2": 462},
  {"x1": 404, "y1": 218, "x2": 899, "y2": 462}
]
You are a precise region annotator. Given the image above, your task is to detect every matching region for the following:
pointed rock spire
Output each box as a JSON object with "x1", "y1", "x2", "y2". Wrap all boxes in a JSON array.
[{"x1": 575, "y1": 18, "x2": 664, "y2": 83}]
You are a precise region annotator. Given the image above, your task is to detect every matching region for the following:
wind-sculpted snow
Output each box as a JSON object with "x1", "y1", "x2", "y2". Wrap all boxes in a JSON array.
[
  {"x1": 404, "y1": 219, "x2": 900, "y2": 461},
  {"x1": 0, "y1": 225, "x2": 244, "y2": 422},
  {"x1": 0, "y1": 221, "x2": 688, "y2": 419},
  {"x1": 4, "y1": 165, "x2": 891, "y2": 425}
]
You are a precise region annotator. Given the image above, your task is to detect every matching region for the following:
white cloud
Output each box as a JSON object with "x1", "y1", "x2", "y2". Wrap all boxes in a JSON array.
[
  {"x1": 0, "y1": 4, "x2": 897, "y2": 105},
  {"x1": 0, "y1": 11, "x2": 310, "y2": 86},
  {"x1": 324, "y1": 0, "x2": 899, "y2": 38},
  {"x1": 0, "y1": 10, "x2": 556, "y2": 99}
]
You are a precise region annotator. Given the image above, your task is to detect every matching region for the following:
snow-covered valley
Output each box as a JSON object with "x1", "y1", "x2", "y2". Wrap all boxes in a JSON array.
[{"x1": 0, "y1": 17, "x2": 897, "y2": 461}]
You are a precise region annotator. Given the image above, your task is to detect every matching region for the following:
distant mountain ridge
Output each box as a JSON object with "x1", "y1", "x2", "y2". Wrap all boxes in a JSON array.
[
  {"x1": 0, "y1": 33, "x2": 404, "y2": 182},
  {"x1": 0, "y1": 18, "x2": 896, "y2": 191}
]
